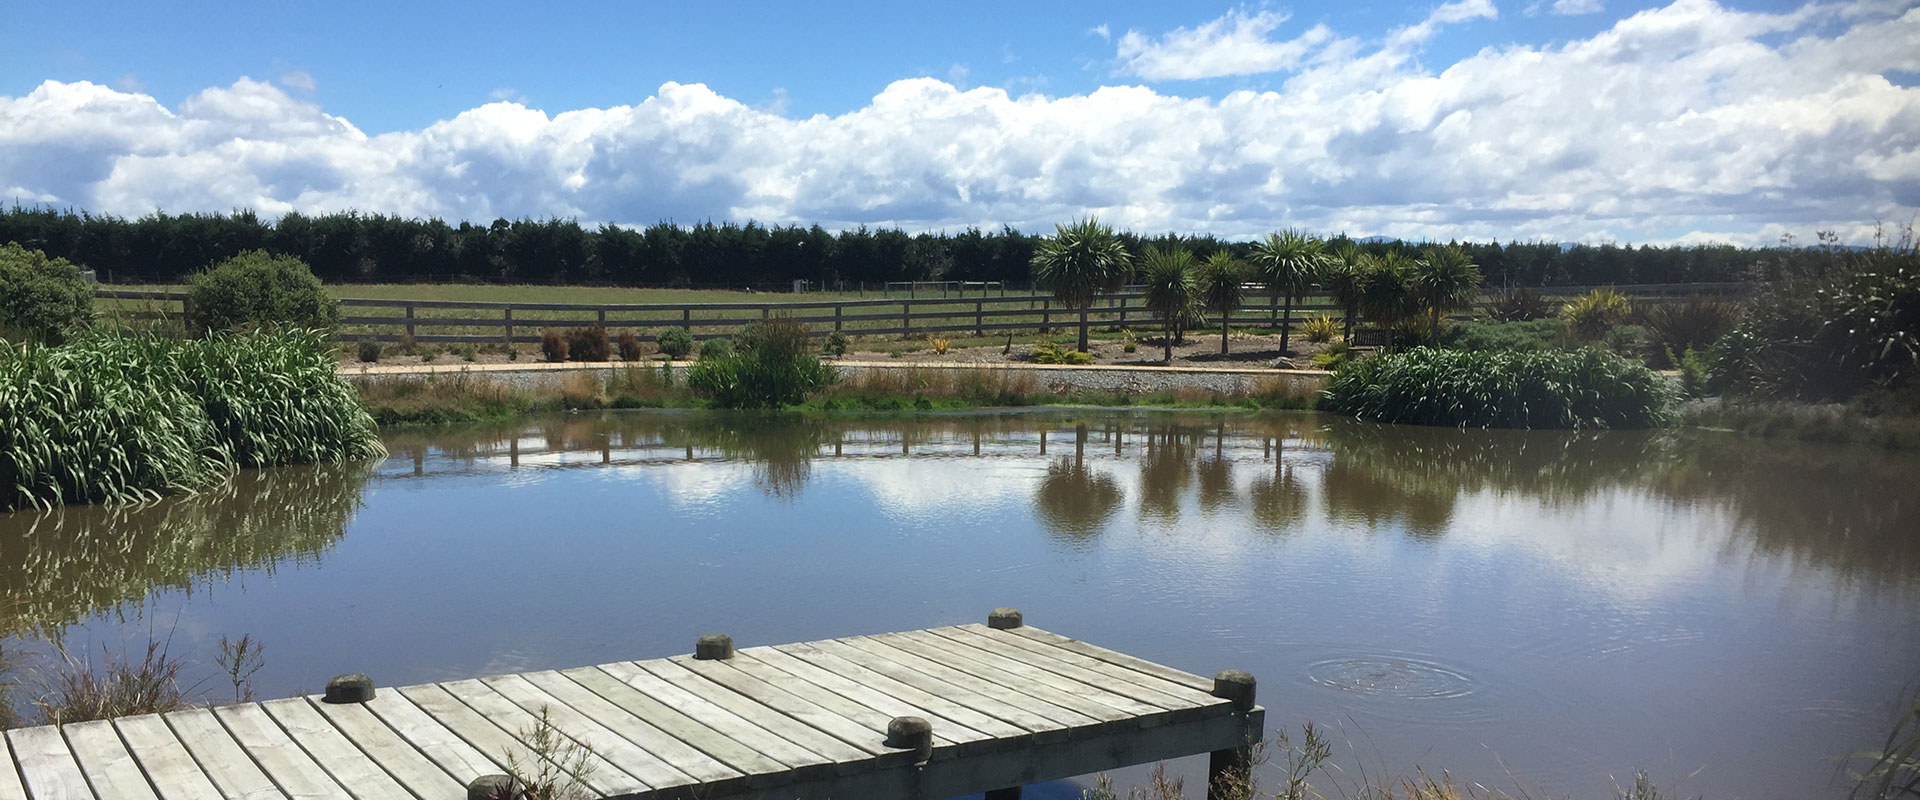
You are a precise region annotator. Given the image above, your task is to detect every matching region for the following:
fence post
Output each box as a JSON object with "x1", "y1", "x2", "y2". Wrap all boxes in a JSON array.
[
  {"x1": 902, "y1": 300, "x2": 912, "y2": 338},
  {"x1": 405, "y1": 303, "x2": 416, "y2": 339},
  {"x1": 1118, "y1": 296, "x2": 1127, "y2": 327},
  {"x1": 683, "y1": 308, "x2": 692, "y2": 326},
  {"x1": 1041, "y1": 299, "x2": 1050, "y2": 333},
  {"x1": 597, "y1": 308, "x2": 607, "y2": 328},
  {"x1": 504, "y1": 306, "x2": 514, "y2": 344},
  {"x1": 762, "y1": 306, "x2": 770, "y2": 320},
  {"x1": 975, "y1": 301, "x2": 984, "y2": 337},
  {"x1": 834, "y1": 305, "x2": 844, "y2": 332}
]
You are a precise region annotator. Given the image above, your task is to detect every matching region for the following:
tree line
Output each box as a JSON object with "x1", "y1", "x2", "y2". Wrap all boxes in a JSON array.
[{"x1": 2, "y1": 206, "x2": 1809, "y2": 288}]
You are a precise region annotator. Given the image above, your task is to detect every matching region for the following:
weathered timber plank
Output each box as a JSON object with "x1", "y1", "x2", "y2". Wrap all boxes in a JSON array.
[
  {"x1": 398, "y1": 683, "x2": 643, "y2": 798},
  {"x1": 557, "y1": 666, "x2": 803, "y2": 781},
  {"x1": 678, "y1": 654, "x2": 949, "y2": 753},
  {"x1": 1005, "y1": 626, "x2": 1216, "y2": 692},
  {"x1": 802, "y1": 639, "x2": 1067, "y2": 740},
  {"x1": 953, "y1": 624, "x2": 1226, "y2": 708},
  {"x1": 360, "y1": 691, "x2": 505, "y2": 786},
  {"x1": 61, "y1": 720, "x2": 160, "y2": 800},
  {"x1": 515, "y1": 671, "x2": 750, "y2": 789},
  {"x1": 165, "y1": 709, "x2": 284, "y2": 800},
  {"x1": 765, "y1": 643, "x2": 1032, "y2": 741},
  {"x1": 478, "y1": 674, "x2": 700, "y2": 791},
  {"x1": 731, "y1": 649, "x2": 995, "y2": 752},
  {"x1": 6, "y1": 726, "x2": 93, "y2": 800},
  {"x1": 622, "y1": 660, "x2": 875, "y2": 772},
  {"x1": 0, "y1": 734, "x2": 29, "y2": 800},
  {"x1": 834, "y1": 636, "x2": 1104, "y2": 730},
  {"x1": 113, "y1": 715, "x2": 225, "y2": 800},
  {"x1": 929, "y1": 627, "x2": 1214, "y2": 719},
  {"x1": 258, "y1": 699, "x2": 413, "y2": 800},
  {"x1": 884, "y1": 630, "x2": 1167, "y2": 723},
  {"x1": 212, "y1": 703, "x2": 352, "y2": 800},
  {"x1": 304, "y1": 698, "x2": 464, "y2": 800},
  {"x1": 662, "y1": 656, "x2": 909, "y2": 764}
]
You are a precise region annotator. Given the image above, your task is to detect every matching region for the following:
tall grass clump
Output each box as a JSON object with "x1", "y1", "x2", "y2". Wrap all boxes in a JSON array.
[
  {"x1": 1562, "y1": 288, "x2": 1632, "y2": 341},
  {"x1": 177, "y1": 330, "x2": 385, "y2": 467},
  {"x1": 687, "y1": 317, "x2": 835, "y2": 408},
  {"x1": 36, "y1": 642, "x2": 191, "y2": 725},
  {"x1": 2, "y1": 330, "x2": 384, "y2": 510},
  {"x1": 1642, "y1": 296, "x2": 1740, "y2": 367},
  {"x1": 1717, "y1": 247, "x2": 1919, "y2": 402},
  {"x1": 1322, "y1": 346, "x2": 1673, "y2": 429}
]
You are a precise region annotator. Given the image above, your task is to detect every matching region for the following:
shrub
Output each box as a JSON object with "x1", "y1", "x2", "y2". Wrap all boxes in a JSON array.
[
  {"x1": 686, "y1": 317, "x2": 836, "y2": 408},
  {"x1": 821, "y1": 330, "x2": 849, "y2": 357},
  {"x1": 930, "y1": 337, "x2": 952, "y2": 355},
  {"x1": 656, "y1": 326, "x2": 694, "y2": 359},
  {"x1": 540, "y1": 328, "x2": 569, "y2": 361},
  {"x1": 699, "y1": 337, "x2": 735, "y2": 361},
  {"x1": 458, "y1": 344, "x2": 477, "y2": 362},
  {"x1": 1310, "y1": 341, "x2": 1354, "y2": 371},
  {"x1": 1485, "y1": 286, "x2": 1552, "y2": 321},
  {"x1": 184, "y1": 250, "x2": 338, "y2": 334},
  {"x1": 356, "y1": 338, "x2": 381, "y2": 363},
  {"x1": 1642, "y1": 296, "x2": 1740, "y2": 367},
  {"x1": 395, "y1": 331, "x2": 416, "y2": 355},
  {"x1": 565, "y1": 326, "x2": 611, "y2": 362},
  {"x1": 1602, "y1": 324, "x2": 1644, "y2": 358},
  {"x1": 1561, "y1": 288, "x2": 1631, "y2": 341},
  {"x1": 615, "y1": 329, "x2": 644, "y2": 361},
  {"x1": 1301, "y1": 316, "x2": 1339, "y2": 343},
  {"x1": 1322, "y1": 346, "x2": 1673, "y2": 429},
  {"x1": 1716, "y1": 248, "x2": 1918, "y2": 401},
  {"x1": 0, "y1": 242, "x2": 92, "y2": 344}
]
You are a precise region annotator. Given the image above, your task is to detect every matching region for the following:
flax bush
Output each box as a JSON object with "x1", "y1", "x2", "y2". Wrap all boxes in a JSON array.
[
  {"x1": 1322, "y1": 346, "x2": 1673, "y2": 429},
  {"x1": 687, "y1": 318, "x2": 834, "y2": 408},
  {"x1": 1, "y1": 330, "x2": 384, "y2": 510}
]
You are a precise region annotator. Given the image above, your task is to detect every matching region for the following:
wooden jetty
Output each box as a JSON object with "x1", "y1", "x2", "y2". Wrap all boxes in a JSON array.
[{"x1": 2, "y1": 610, "x2": 1263, "y2": 800}]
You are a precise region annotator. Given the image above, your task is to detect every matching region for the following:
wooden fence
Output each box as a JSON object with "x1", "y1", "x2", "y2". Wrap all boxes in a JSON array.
[{"x1": 95, "y1": 282, "x2": 1749, "y2": 346}]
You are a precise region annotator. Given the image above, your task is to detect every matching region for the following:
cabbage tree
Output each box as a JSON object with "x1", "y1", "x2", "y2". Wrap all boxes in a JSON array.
[{"x1": 1030, "y1": 218, "x2": 1133, "y2": 352}]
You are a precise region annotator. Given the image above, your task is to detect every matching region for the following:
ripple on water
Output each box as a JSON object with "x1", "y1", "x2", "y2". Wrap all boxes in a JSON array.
[{"x1": 1301, "y1": 652, "x2": 1503, "y2": 725}]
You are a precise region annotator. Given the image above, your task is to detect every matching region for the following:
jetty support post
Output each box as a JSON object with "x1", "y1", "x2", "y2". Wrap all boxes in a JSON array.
[{"x1": 1206, "y1": 669, "x2": 1258, "y2": 800}]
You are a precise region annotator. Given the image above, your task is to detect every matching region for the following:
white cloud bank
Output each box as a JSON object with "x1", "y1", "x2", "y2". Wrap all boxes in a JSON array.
[{"x1": 1, "y1": 0, "x2": 1915, "y2": 244}]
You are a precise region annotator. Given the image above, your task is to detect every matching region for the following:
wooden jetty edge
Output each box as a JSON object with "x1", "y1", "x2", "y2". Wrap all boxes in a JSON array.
[{"x1": 2, "y1": 610, "x2": 1264, "y2": 800}]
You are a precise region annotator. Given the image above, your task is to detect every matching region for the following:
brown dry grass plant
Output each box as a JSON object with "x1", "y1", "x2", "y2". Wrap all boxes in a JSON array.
[{"x1": 35, "y1": 641, "x2": 190, "y2": 725}]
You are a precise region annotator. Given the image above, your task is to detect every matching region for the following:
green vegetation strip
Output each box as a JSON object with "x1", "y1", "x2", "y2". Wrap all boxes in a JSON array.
[
  {"x1": 1, "y1": 330, "x2": 385, "y2": 510},
  {"x1": 1322, "y1": 346, "x2": 1673, "y2": 430}
]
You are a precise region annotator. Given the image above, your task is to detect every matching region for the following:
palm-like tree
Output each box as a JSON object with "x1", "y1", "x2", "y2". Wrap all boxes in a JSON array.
[
  {"x1": 1030, "y1": 218, "x2": 1134, "y2": 352},
  {"x1": 1411, "y1": 244, "x2": 1483, "y2": 339},
  {"x1": 1251, "y1": 230, "x2": 1325, "y2": 355},
  {"x1": 1140, "y1": 246, "x2": 1197, "y2": 363},
  {"x1": 1197, "y1": 251, "x2": 1246, "y2": 356},
  {"x1": 1359, "y1": 251, "x2": 1420, "y2": 348},
  {"x1": 1323, "y1": 244, "x2": 1368, "y2": 342}
]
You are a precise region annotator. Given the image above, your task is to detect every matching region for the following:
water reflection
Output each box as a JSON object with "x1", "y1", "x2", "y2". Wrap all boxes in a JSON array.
[
  {"x1": 0, "y1": 461, "x2": 374, "y2": 638},
  {"x1": 1033, "y1": 424, "x2": 1124, "y2": 544}
]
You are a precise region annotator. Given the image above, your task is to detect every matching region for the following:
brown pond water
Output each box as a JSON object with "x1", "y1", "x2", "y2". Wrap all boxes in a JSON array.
[{"x1": 2, "y1": 410, "x2": 1916, "y2": 798}]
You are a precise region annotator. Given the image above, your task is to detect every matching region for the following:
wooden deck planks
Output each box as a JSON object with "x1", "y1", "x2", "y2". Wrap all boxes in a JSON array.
[
  {"x1": 60, "y1": 720, "x2": 160, "y2": 800},
  {"x1": 257, "y1": 699, "x2": 414, "y2": 800},
  {"x1": 941, "y1": 625, "x2": 1224, "y2": 711},
  {"x1": 360, "y1": 690, "x2": 506, "y2": 787},
  {"x1": 406, "y1": 681, "x2": 645, "y2": 798},
  {"x1": 212, "y1": 703, "x2": 353, "y2": 800},
  {"x1": 5, "y1": 726, "x2": 91, "y2": 800},
  {"x1": 113, "y1": 715, "x2": 226, "y2": 800},
  {"x1": 5, "y1": 621, "x2": 1260, "y2": 800},
  {"x1": 304, "y1": 698, "x2": 466, "y2": 800}
]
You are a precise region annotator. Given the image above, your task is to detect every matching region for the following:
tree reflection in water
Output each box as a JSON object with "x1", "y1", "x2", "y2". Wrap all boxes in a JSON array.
[
  {"x1": 1032, "y1": 424, "x2": 1123, "y2": 544},
  {"x1": 0, "y1": 460, "x2": 376, "y2": 639}
]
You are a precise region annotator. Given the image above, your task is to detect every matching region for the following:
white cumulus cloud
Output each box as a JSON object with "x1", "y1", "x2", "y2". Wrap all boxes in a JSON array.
[{"x1": 0, "y1": 0, "x2": 1915, "y2": 245}]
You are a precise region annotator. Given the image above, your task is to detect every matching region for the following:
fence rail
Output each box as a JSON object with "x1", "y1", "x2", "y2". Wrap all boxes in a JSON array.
[{"x1": 95, "y1": 282, "x2": 1748, "y2": 346}]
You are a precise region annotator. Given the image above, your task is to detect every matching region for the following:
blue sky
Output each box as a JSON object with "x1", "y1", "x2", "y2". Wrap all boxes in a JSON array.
[{"x1": 3, "y1": 0, "x2": 1915, "y2": 243}]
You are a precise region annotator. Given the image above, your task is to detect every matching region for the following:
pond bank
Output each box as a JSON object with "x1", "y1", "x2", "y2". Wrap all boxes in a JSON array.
[{"x1": 346, "y1": 360, "x2": 1332, "y2": 424}]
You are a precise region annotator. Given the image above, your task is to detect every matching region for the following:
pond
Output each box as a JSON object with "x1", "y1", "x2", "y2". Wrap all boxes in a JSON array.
[{"x1": 3, "y1": 410, "x2": 1917, "y2": 798}]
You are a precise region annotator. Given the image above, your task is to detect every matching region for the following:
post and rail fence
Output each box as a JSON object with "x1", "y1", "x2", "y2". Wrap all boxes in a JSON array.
[{"x1": 95, "y1": 282, "x2": 1750, "y2": 348}]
